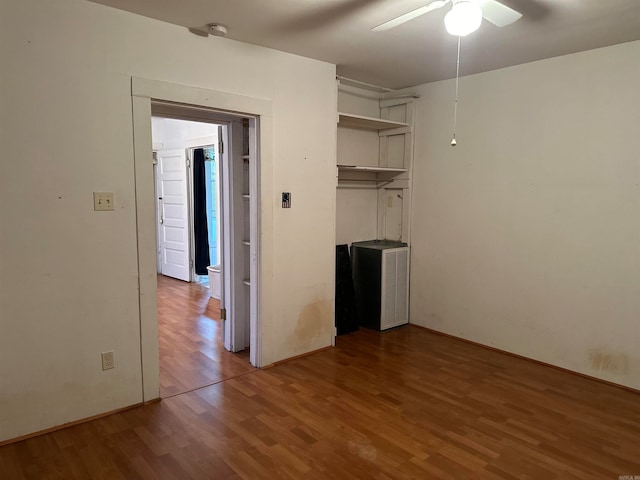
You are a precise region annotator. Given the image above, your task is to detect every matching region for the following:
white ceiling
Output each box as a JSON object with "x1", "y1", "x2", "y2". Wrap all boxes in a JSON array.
[{"x1": 89, "y1": 0, "x2": 640, "y2": 89}]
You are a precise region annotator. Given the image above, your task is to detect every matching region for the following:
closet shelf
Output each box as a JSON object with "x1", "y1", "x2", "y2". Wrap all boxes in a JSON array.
[
  {"x1": 338, "y1": 165, "x2": 407, "y2": 174},
  {"x1": 338, "y1": 112, "x2": 409, "y2": 130},
  {"x1": 337, "y1": 165, "x2": 408, "y2": 190}
]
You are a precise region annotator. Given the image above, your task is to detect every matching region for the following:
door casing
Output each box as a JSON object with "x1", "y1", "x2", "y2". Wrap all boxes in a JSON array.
[{"x1": 131, "y1": 77, "x2": 272, "y2": 401}]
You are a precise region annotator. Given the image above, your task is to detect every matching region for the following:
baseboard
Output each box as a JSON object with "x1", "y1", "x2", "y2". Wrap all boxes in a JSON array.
[
  {"x1": 269, "y1": 345, "x2": 334, "y2": 368},
  {"x1": 409, "y1": 323, "x2": 640, "y2": 396},
  {"x1": 0, "y1": 401, "x2": 147, "y2": 447}
]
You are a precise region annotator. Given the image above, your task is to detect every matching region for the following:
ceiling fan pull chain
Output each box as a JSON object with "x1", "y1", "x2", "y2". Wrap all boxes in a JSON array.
[{"x1": 451, "y1": 34, "x2": 461, "y2": 146}]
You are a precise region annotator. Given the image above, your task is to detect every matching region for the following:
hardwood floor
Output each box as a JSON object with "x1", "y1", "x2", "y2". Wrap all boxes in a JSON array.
[
  {"x1": 158, "y1": 275, "x2": 252, "y2": 398},
  {"x1": 1, "y1": 326, "x2": 639, "y2": 479}
]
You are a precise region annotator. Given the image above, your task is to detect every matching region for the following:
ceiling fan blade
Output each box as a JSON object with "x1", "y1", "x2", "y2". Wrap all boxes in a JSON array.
[
  {"x1": 278, "y1": 0, "x2": 387, "y2": 33},
  {"x1": 477, "y1": 0, "x2": 522, "y2": 27},
  {"x1": 372, "y1": 0, "x2": 449, "y2": 32}
]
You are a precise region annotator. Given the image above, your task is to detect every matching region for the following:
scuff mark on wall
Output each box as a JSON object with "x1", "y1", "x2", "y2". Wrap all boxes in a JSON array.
[
  {"x1": 291, "y1": 298, "x2": 332, "y2": 351},
  {"x1": 588, "y1": 349, "x2": 629, "y2": 375}
]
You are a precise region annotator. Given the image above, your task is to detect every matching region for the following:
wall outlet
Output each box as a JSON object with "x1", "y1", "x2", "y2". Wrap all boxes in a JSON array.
[
  {"x1": 101, "y1": 351, "x2": 115, "y2": 370},
  {"x1": 94, "y1": 192, "x2": 114, "y2": 211}
]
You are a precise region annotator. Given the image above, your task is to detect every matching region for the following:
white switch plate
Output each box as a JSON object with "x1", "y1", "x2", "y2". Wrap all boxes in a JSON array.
[{"x1": 94, "y1": 192, "x2": 114, "y2": 211}]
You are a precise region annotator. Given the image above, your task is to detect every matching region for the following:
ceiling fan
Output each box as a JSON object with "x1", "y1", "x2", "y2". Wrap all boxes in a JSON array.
[{"x1": 372, "y1": 0, "x2": 523, "y2": 36}]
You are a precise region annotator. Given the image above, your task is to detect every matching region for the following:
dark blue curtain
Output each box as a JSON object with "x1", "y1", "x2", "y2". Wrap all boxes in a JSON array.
[{"x1": 193, "y1": 148, "x2": 210, "y2": 275}]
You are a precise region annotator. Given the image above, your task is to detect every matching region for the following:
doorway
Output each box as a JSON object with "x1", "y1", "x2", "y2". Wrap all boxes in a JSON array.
[
  {"x1": 132, "y1": 78, "x2": 270, "y2": 402},
  {"x1": 151, "y1": 117, "x2": 236, "y2": 397},
  {"x1": 150, "y1": 108, "x2": 258, "y2": 395},
  {"x1": 152, "y1": 117, "x2": 221, "y2": 284}
]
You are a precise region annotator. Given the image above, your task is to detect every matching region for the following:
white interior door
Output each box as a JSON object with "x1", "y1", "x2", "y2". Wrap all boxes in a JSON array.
[{"x1": 157, "y1": 148, "x2": 191, "y2": 281}]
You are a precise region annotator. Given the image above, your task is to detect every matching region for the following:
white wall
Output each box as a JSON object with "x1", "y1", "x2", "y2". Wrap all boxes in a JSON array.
[
  {"x1": 409, "y1": 41, "x2": 640, "y2": 389},
  {"x1": 0, "y1": 0, "x2": 336, "y2": 442},
  {"x1": 336, "y1": 189, "x2": 378, "y2": 245}
]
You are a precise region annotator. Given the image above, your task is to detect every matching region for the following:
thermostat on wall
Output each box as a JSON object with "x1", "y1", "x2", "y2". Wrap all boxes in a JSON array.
[{"x1": 282, "y1": 192, "x2": 291, "y2": 208}]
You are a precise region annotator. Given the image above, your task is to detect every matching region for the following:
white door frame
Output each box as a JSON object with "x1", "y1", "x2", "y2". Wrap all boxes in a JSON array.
[{"x1": 131, "y1": 77, "x2": 272, "y2": 401}]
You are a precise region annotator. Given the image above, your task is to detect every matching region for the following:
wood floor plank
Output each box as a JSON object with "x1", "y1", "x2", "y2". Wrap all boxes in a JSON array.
[{"x1": 2, "y1": 324, "x2": 640, "y2": 478}]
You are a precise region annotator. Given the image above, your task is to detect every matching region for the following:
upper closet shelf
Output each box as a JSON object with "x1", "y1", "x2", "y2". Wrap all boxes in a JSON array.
[
  {"x1": 338, "y1": 112, "x2": 409, "y2": 130},
  {"x1": 338, "y1": 165, "x2": 407, "y2": 173}
]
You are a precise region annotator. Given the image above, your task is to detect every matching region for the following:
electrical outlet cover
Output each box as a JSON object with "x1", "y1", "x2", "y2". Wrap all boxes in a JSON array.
[{"x1": 101, "y1": 351, "x2": 115, "y2": 370}]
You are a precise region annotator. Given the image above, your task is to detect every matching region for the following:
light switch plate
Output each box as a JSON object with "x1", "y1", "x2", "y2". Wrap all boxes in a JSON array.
[{"x1": 94, "y1": 192, "x2": 114, "y2": 211}]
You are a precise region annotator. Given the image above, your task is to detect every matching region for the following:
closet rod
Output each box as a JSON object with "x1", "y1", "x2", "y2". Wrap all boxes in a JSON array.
[
  {"x1": 338, "y1": 180, "x2": 395, "y2": 188},
  {"x1": 336, "y1": 75, "x2": 394, "y2": 92},
  {"x1": 336, "y1": 75, "x2": 420, "y2": 99},
  {"x1": 337, "y1": 177, "x2": 401, "y2": 182}
]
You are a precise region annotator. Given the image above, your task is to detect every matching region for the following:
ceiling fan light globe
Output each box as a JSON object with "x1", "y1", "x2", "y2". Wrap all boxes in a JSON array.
[{"x1": 444, "y1": 1, "x2": 483, "y2": 36}]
